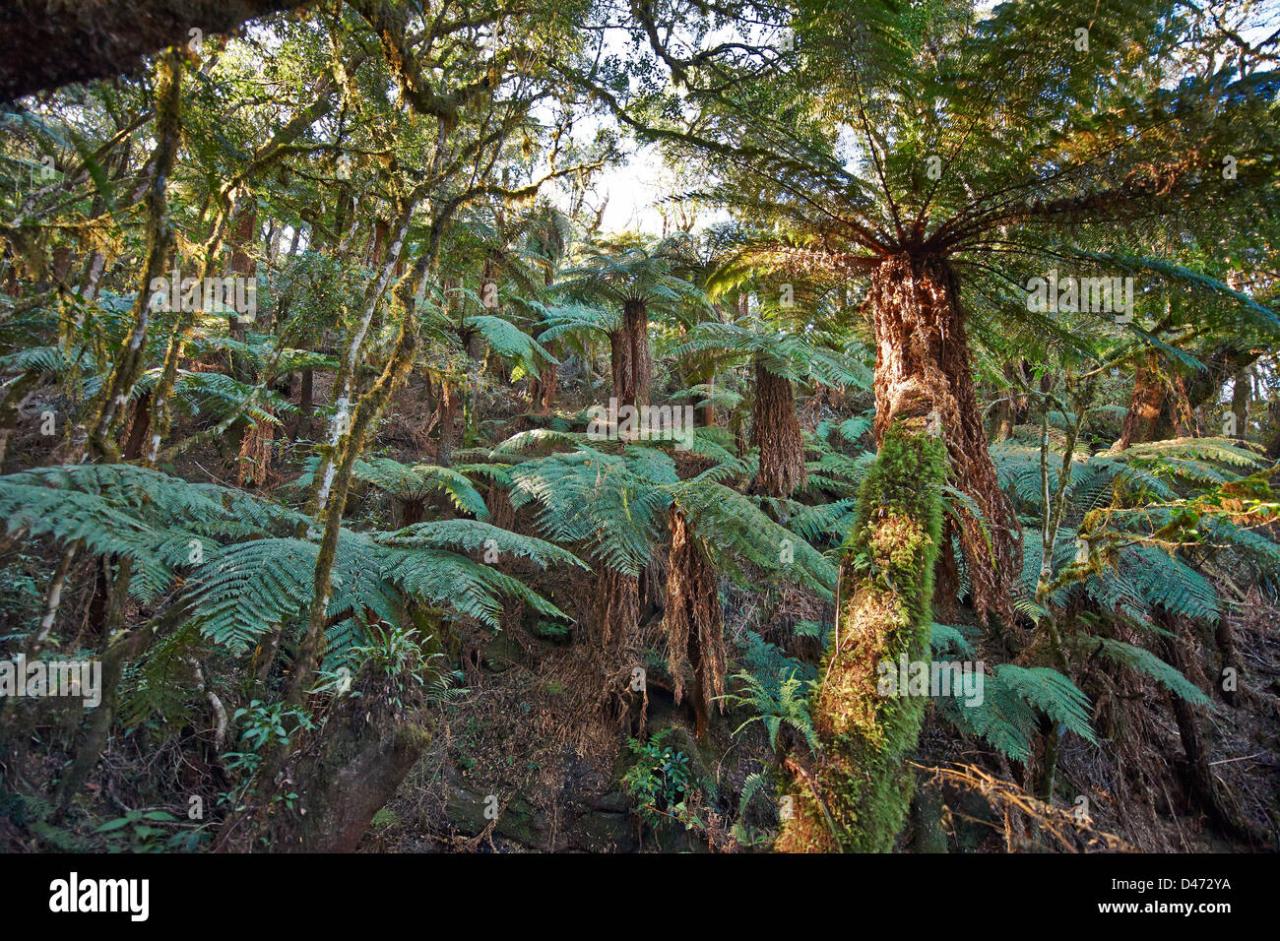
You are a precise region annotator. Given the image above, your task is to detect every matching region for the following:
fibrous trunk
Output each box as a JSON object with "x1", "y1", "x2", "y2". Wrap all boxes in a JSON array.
[
  {"x1": 1230, "y1": 369, "x2": 1250, "y2": 439},
  {"x1": 592, "y1": 566, "x2": 642, "y2": 721},
  {"x1": 1118, "y1": 350, "x2": 1193, "y2": 448},
  {"x1": 664, "y1": 509, "x2": 726, "y2": 740},
  {"x1": 869, "y1": 253, "x2": 1015, "y2": 625},
  {"x1": 776, "y1": 418, "x2": 946, "y2": 852},
  {"x1": 436, "y1": 380, "x2": 460, "y2": 466},
  {"x1": 751, "y1": 356, "x2": 806, "y2": 498},
  {"x1": 237, "y1": 413, "x2": 274, "y2": 487},
  {"x1": 529, "y1": 360, "x2": 558, "y2": 414},
  {"x1": 610, "y1": 298, "x2": 651, "y2": 409},
  {"x1": 593, "y1": 567, "x2": 640, "y2": 657}
]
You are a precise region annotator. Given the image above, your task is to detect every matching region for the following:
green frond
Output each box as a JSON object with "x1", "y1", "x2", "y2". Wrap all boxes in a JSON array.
[
  {"x1": 1072, "y1": 636, "x2": 1210, "y2": 705},
  {"x1": 668, "y1": 479, "x2": 836, "y2": 596},
  {"x1": 377, "y1": 518, "x2": 588, "y2": 571},
  {"x1": 464, "y1": 314, "x2": 557, "y2": 378},
  {"x1": 930, "y1": 623, "x2": 977, "y2": 658},
  {"x1": 508, "y1": 447, "x2": 673, "y2": 576},
  {"x1": 294, "y1": 456, "x2": 491, "y2": 519},
  {"x1": 939, "y1": 664, "x2": 1096, "y2": 762},
  {"x1": 1066, "y1": 250, "x2": 1280, "y2": 333}
]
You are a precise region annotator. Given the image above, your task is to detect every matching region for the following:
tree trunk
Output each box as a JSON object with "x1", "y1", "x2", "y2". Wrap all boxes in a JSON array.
[
  {"x1": 436, "y1": 380, "x2": 460, "y2": 467},
  {"x1": 529, "y1": 360, "x2": 558, "y2": 415},
  {"x1": 227, "y1": 201, "x2": 258, "y2": 372},
  {"x1": 1268, "y1": 398, "x2": 1280, "y2": 460},
  {"x1": 84, "y1": 51, "x2": 182, "y2": 463},
  {"x1": 699, "y1": 374, "x2": 716, "y2": 428},
  {"x1": 1118, "y1": 350, "x2": 1194, "y2": 448},
  {"x1": 0, "y1": 0, "x2": 310, "y2": 102},
  {"x1": 1159, "y1": 615, "x2": 1266, "y2": 845},
  {"x1": 592, "y1": 566, "x2": 643, "y2": 725},
  {"x1": 991, "y1": 360, "x2": 1029, "y2": 441},
  {"x1": 663, "y1": 509, "x2": 726, "y2": 741},
  {"x1": 610, "y1": 299, "x2": 652, "y2": 409},
  {"x1": 750, "y1": 356, "x2": 806, "y2": 498},
  {"x1": 121, "y1": 390, "x2": 152, "y2": 461},
  {"x1": 237, "y1": 414, "x2": 274, "y2": 487},
  {"x1": 1230, "y1": 368, "x2": 1250, "y2": 439},
  {"x1": 290, "y1": 366, "x2": 314, "y2": 439},
  {"x1": 868, "y1": 253, "x2": 1015, "y2": 625},
  {"x1": 287, "y1": 717, "x2": 431, "y2": 852},
  {"x1": 776, "y1": 417, "x2": 947, "y2": 852}
]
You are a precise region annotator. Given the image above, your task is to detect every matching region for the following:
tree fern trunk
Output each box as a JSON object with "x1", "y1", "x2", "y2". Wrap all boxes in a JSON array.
[
  {"x1": 750, "y1": 356, "x2": 806, "y2": 498},
  {"x1": 592, "y1": 566, "x2": 642, "y2": 723},
  {"x1": 1230, "y1": 368, "x2": 1250, "y2": 439},
  {"x1": 610, "y1": 298, "x2": 651, "y2": 410},
  {"x1": 529, "y1": 358, "x2": 558, "y2": 414},
  {"x1": 776, "y1": 417, "x2": 946, "y2": 852},
  {"x1": 1118, "y1": 350, "x2": 1195, "y2": 447},
  {"x1": 1159, "y1": 613, "x2": 1266, "y2": 845},
  {"x1": 290, "y1": 366, "x2": 313, "y2": 439},
  {"x1": 664, "y1": 508, "x2": 726, "y2": 740},
  {"x1": 436, "y1": 380, "x2": 460, "y2": 467},
  {"x1": 869, "y1": 253, "x2": 1015, "y2": 625}
]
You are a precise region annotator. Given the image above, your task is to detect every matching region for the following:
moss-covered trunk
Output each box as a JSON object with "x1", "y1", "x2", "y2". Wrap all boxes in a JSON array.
[
  {"x1": 750, "y1": 356, "x2": 806, "y2": 498},
  {"x1": 869, "y1": 253, "x2": 1014, "y2": 625},
  {"x1": 1118, "y1": 350, "x2": 1194, "y2": 448},
  {"x1": 776, "y1": 418, "x2": 946, "y2": 852}
]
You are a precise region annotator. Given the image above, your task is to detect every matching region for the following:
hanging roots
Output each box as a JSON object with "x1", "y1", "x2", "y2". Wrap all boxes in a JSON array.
[
  {"x1": 591, "y1": 566, "x2": 647, "y2": 727},
  {"x1": 237, "y1": 414, "x2": 275, "y2": 487},
  {"x1": 751, "y1": 356, "x2": 807, "y2": 498},
  {"x1": 664, "y1": 508, "x2": 726, "y2": 740}
]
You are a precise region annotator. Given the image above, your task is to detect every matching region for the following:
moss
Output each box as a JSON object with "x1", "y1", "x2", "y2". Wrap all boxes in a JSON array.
[
  {"x1": 777, "y1": 418, "x2": 946, "y2": 853},
  {"x1": 371, "y1": 807, "x2": 400, "y2": 831}
]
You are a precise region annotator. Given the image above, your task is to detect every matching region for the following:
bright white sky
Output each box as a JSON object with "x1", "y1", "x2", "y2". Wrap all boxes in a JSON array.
[{"x1": 592, "y1": 144, "x2": 666, "y2": 234}]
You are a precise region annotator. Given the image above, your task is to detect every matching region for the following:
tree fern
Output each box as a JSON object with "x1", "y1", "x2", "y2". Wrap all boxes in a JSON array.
[
  {"x1": 464, "y1": 314, "x2": 557, "y2": 379},
  {"x1": 938, "y1": 664, "x2": 1096, "y2": 762},
  {"x1": 295, "y1": 456, "x2": 490, "y2": 519},
  {"x1": 377, "y1": 518, "x2": 588, "y2": 572},
  {"x1": 667, "y1": 479, "x2": 836, "y2": 597},
  {"x1": 507, "y1": 446, "x2": 674, "y2": 576},
  {"x1": 1070, "y1": 635, "x2": 1210, "y2": 705}
]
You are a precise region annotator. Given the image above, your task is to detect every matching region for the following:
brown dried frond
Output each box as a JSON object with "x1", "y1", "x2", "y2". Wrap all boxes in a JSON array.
[
  {"x1": 237, "y1": 415, "x2": 275, "y2": 487},
  {"x1": 911, "y1": 761, "x2": 1132, "y2": 853},
  {"x1": 664, "y1": 509, "x2": 727, "y2": 740}
]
